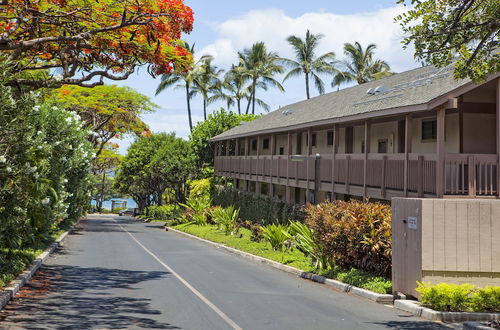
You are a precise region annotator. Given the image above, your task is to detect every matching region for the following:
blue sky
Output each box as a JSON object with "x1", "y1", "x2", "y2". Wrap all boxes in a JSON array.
[{"x1": 111, "y1": 0, "x2": 418, "y2": 153}]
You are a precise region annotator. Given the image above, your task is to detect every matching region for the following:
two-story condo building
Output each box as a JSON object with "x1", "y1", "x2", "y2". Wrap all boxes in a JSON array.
[{"x1": 211, "y1": 65, "x2": 500, "y2": 204}]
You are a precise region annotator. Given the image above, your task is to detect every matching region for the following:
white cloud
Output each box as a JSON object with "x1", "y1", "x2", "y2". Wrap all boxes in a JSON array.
[{"x1": 199, "y1": 6, "x2": 417, "y2": 73}]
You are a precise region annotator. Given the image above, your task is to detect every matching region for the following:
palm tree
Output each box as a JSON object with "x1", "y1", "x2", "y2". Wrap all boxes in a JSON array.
[
  {"x1": 210, "y1": 64, "x2": 271, "y2": 114},
  {"x1": 333, "y1": 42, "x2": 392, "y2": 87},
  {"x1": 193, "y1": 57, "x2": 223, "y2": 120},
  {"x1": 282, "y1": 30, "x2": 337, "y2": 99},
  {"x1": 239, "y1": 42, "x2": 285, "y2": 115},
  {"x1": 155, "y1": 43, "x2": 209, "y2": 133}
]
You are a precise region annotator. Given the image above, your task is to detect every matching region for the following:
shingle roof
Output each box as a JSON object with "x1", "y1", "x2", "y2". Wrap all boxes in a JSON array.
[{"x1": 211, "y1": 65, "x2": 472, "y2": 141}]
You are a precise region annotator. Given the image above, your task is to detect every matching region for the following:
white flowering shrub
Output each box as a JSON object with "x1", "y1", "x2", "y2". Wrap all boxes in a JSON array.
[{"x1": 0, "y1": 81, "x2": 93, "y2": 252}]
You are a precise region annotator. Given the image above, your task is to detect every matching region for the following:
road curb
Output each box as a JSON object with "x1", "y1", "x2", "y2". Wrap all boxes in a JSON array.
[
  {"x1": 0, "y1": 220, "x2": 80, "y2": 311},
  {"x1": 394, "y1": 300, "x2": 500, "y2": 323},
  {"x1": 166, "y1": 226, "x2": 395, "y2": 304}
]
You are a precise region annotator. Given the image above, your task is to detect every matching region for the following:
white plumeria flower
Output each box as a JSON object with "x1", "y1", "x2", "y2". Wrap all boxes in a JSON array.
[
  {"x1": 0, "y1": 156, "x2": 6, "y2": 163},
  {"x1": 41, "y1": 198, "x2": 50, "y2": 205},
  {"x1": 6, "y1": 167, "x2": 12, "y2": 173}
]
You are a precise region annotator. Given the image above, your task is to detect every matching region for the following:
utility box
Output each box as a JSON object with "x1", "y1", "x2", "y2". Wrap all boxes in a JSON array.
[{"x1": 392, "y1": 198, "x2": 500, "y2": 298}]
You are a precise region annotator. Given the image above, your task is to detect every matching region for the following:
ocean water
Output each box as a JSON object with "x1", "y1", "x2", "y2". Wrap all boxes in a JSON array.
[{"x1": 91, "y1": 198, "x2": 137, "y2": 209}]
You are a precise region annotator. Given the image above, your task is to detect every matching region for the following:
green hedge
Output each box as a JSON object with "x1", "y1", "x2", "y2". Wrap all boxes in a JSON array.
[
  {"x1": 212, "y1": 187, "x2": 304, "y2": 225},
  {"x1": 417, "y1": 282, "x2": 500, "y2": 312}
]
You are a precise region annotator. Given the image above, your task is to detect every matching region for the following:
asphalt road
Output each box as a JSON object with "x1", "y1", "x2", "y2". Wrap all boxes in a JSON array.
[{"x1": 0, "y1": 214, "x2": 457, "y2": 329}]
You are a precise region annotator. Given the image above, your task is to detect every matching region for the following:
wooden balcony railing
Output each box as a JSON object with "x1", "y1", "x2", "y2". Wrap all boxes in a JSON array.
[{"x1": 214, "y1": 153, "x2": 499, "y2": 199}]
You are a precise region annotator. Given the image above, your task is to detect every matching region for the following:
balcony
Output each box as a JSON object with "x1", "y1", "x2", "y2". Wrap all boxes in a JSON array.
[{"x1": 214, "y1": 153, "x2": 498, "y2": 200}]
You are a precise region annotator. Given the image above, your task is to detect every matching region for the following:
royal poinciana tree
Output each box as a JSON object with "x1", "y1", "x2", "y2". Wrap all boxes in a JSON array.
[
  {"x1": 0, "y1": 0, "x2": 194, "y2": 88},
  {"x1": 396, "y1": 0, "x2": 499, "y2": 82},
  {"x1": 51, "y1": 85, "x2": 157, "y2": 157}
]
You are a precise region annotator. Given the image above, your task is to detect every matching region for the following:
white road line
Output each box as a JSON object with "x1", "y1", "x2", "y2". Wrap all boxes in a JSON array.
[{"x1": 113, "y1": 219, "x2": 243, "y2": 330}]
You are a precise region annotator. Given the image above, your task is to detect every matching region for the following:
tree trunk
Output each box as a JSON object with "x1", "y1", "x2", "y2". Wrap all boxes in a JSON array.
[
  {"x1": 186, "y1": 83, "x2": 193, "y2": 132},
  {"x1": 203, "y1": 98, "x2": 207, "y2": 121},
  {"x1": 245, "y1": 79, "x2": 256, "y2": 115},
  {"x1": 305, "y1": 73, "x2": 311, "y2": 99},
  {"x1": 98, "y1": 172, "x2": 106, "y2": 212},
  {"x1": 237, "y1": 99, "x2": 241, "y2": 115},
  {"x1": 252, "y1": 88, "x2": 256, "y2": 115}
]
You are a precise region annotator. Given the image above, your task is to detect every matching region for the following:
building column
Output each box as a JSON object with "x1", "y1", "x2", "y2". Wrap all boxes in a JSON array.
[
  {"x1": 256, "y1": 135, "x2": 261, "y2": 182},
  {"x1": 363, "y1": 120, "x2": 371, "y2": 198},
  {"x1": 331, "y1": 124, "x2": 338, "y2": 199},
  {"x1": 436, "y1": 107, "x2": 446, "y2": 197},
  {"x1": 270, "y1": 134, "x2": 276, "y2": 198},
  {"x1": 404, "y1": 114, "x2": 413, "y2": 197},
  {"x1": 244, "y1": 137, "x2": 249, "y2": 182},
  {"x1": 286, "y1": 131, "x2": 292, "y2": 203},
  {"x1": 306, "y1": 128, "x2": 313, "y2": 202}
]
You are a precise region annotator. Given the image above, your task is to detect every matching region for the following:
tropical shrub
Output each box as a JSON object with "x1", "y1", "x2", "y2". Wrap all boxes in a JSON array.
[
  {"x1": 240, "y1": 220, "x2": 264, "y2": 242},
  {"x1": 262, "y1": 224, "x2": 291, "y2": 252},
  {"x1": 213, "y1": 187, "x2": 304, "y2": 225},
  {"x1": 289, "y1": 221, "x2": 331, "y2": 270},
  {"x1": 0, "y1": 71, "x2": 93, "y2": 254},
  {"x1": 211, "y1": 206, "x2": 240, "y2": 235},
  {"x1": 471, "y1": 286, "x2": 500, "y2": 313},
  {"x1": 416, "y1": 282, "x2": 476, "y2": 312},
  {"x1": 305, "y1": 200, "x2": 392, "y2": 277},
  {"x1": 179, "y1": 195, "x2": 211, "y2": 226},
  {"x1": 147, "y1": 204, "x2": 178, "y2": 220},
  {"x1": 188, "y1": 178, "x2": 213, "y2": 200},
  {"x1": 417, "y1": 283, "x2": 500, "y2": 312}
]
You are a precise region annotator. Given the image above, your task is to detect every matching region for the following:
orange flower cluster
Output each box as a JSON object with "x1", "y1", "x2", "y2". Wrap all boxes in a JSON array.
[{"x1": 1, "y1": 0, "x2": 194, "y2": 81}]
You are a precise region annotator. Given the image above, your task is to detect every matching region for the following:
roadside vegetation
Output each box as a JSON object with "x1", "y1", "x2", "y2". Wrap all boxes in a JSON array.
[{"x1": 417, "y1": 282, "x2": 500, "y2": 313}]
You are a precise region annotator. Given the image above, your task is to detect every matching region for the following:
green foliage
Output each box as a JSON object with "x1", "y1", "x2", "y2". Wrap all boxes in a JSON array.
[
  {"x1": 52, "y1": 85, "x2": 157, "y2": 157},
  {"x1": 289, "y1": 221, "x2": 331, "y2": 270},
  {"x1": 0, "y1": 71, "x2": 93, "y2": 252},
  {"x1": 282, "y1": 30, "x2": 337, "y2": 99},
  {"x1": 416, "y1": 282, "x2": 476, "y2": 312},
  {"x1": 189, "y1": 109, "x2": 258, "y2": 170},
  {"x1": 147, "y1": 204, "x2": 178, "y2": 220},
  {"x1": 262, "y1": 224, "x2": 291, "y2": 252},
  {"x1": 417, "y1": 282, "x2": 500, "y2": 312},
  {"x1": 115, "y1": 133, "x2": 195, "y2": 211},
  {"x1": 333, "y1": 42, "x2": 392, "y2": 86},
  {"x1": 471, "y1": 286, "x2": 500, "y2": 313},
  {"x1": 305, "y1": 200, "x2": 392, "y2": 277},
  {"x1": 188, "y1": 179, "x2": 213, "y2": 200},
  {"x1": 179, "y1": 195, "x2": 211, "y2": 226},
  {"x1": 319, "y1": 266, "x2": 392, "y2": 294},
  {"x1": 211, "y1": 206, "x2": 240, "y2": 235},
  {"x1": 213, "y1": 187, "x2": 304, "y2": 225},
  {"x1": 396, "y1": 0, "x2": 500, "y2": 82},
  {"x1": 240, "y1": 220, "x2": 264, "y2": 242}
]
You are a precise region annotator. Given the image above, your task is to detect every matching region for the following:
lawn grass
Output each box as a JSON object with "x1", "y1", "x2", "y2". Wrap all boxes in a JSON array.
[
  {"x1": 0, "y1": 229, "x2": 65, "y2": 289},
  {"x1": 172, "y1": 223, "x2": 392, "y2": 294}
]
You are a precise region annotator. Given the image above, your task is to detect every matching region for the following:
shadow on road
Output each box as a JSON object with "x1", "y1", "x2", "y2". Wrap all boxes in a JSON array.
[{"x1": 0, "y1": 264, "x2": 178, "y2": 329}]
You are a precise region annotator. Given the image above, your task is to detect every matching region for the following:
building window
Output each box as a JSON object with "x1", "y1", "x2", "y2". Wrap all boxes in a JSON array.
[
  {"x1": 378, "y1": 139, "x2": 388, "y2": 153},
  {"x1": 279, "y1": 147, "x2": 284, "y2": 155},
  {"x1": 311, "y1": 133, "x2": 317, "y2": 147},
  {"x1": 327, "y1": 131, "x2": 334, "y2": 146},
  {"x1": 422, "y1": 119, "x2": 437, "y2": 141},
  {"x1": 263, "y1": 138, "x2": 270, "y2": 150},
  {"x1": 251, "y1": 139, "x2": 257, "y2": 151},
  {"x1": 326, "y1": 192, "x2": 333, "y2": 202}
]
